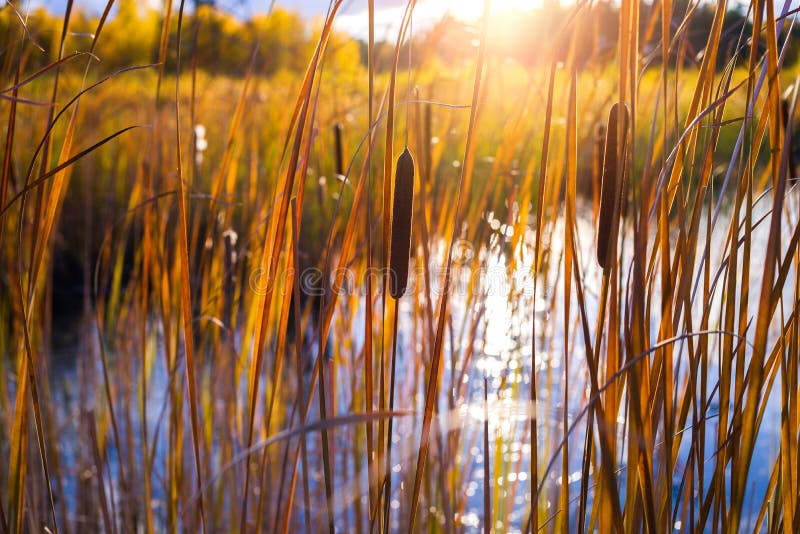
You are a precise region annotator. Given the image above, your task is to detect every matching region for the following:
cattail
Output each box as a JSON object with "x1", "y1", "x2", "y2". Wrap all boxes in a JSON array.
[
  {"x1": 389, "y1": 147, "x2": 415, "y2": 299},
  {"x1": 334, "y1": 122, "x2": 344, "y2": 178},
  {"x1": 596, "y1": 102, "x2": 629, "y2": 270},
  {"x1": 781, "y1": 97, "x2": 797, "y2": 179}
]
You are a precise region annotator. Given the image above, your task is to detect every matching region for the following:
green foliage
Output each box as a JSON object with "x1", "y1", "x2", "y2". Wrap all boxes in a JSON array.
[
  {"x1": 97, "y1": 1, "x2": 160, "y2": 69},
  {"x1": 0, "y1": 4, "x2": 356, "y2": 78}
]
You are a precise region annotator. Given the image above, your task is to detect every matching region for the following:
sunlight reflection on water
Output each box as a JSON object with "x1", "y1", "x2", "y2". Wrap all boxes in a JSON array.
[{"x1": 44, "y1": 197, "x2": 787, "y2": 531}]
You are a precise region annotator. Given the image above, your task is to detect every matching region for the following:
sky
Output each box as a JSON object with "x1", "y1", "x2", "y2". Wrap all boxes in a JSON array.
[
  {"x1": 33, "y1": 0, "x2": 335, "y2": 18},
  {"x1": 24, "y1": 0, "x2": 794, "y2": 20},
  {"x1": 32, "y1": 0, "x2": 447, "y2": 19},
  {"x1": 25, "y1": 0, "x2": 539, "y2": 39},
  {"x1": 19, "y1": 0, "x2": 773, "y2": 42}
]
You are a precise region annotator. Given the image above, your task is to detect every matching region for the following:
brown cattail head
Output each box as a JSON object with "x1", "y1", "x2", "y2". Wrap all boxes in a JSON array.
[
  {"x1": 596, "y1": 102, "x2": 629, "y2": 270},
  {"x1": 389, "y1": 147, "x2": 415, "y2": 299},
  {"x1": 782, "y1": 97, "x2": 797, "y2": 179},
  {"x1": 781, "y1": 97, "x2": 791, "y2": 131},
  {"x1": 334, "y1": 123, "x2": 344, "y2": 178}
]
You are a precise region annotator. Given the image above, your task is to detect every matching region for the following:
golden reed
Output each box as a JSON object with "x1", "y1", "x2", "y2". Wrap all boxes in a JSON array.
[{"x1": 592, "y1": 123, "x2": 606, "y2": 222}]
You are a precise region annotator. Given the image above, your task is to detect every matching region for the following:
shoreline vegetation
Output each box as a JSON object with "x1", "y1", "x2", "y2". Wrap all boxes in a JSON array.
[{"x1": 4, "y1": 0, "x2": 800, "y2": 532}]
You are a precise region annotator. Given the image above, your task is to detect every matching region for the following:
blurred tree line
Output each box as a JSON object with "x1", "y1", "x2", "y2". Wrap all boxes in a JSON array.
[
  {"x1": 0, "y1": 0, "x2": 359, "y2": 78},
  {"x1": 425, "y1": 1, "x2": 800, "y2": 71},
  {"x1": 2, "y1": 0, "x2": 800, "y2": 79}
]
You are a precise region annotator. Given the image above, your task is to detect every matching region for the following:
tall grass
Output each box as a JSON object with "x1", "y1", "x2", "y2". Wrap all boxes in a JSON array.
[{"x1": 3, "y1": 0, "x2": 800, "y2": 532}]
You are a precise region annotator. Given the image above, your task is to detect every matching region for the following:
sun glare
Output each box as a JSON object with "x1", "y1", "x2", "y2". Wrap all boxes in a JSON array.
[
  {"x1": 441, "y1": 0, "x2": 542, "y2": 22},
  {"x1": 442, "y1": 0, "x2": 543, "y2": 22},
  {"x1": 336, "y1": 0, "x2": 551, "y2": 42}
]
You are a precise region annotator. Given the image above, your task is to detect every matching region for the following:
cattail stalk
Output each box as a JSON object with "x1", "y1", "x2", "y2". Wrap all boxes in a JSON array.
[
  {"x1": 596, "y1": 102, "x2": 629, "y2": 270},
  {"x1": 424, "y1": 103, "x2": 432, "y2": 184},
  {"x1": 389, "y1": 147, "x2": 415, "y2": 299}
]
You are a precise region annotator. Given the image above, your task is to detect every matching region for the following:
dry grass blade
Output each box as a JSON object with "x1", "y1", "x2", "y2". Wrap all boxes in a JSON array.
[
  {"x1": 408, "y1": 0, "x2": 490, "y2": 530},
  {"x1": 527, "y1": 60, "x2": 557, "y2": 534},
  {"x1": 241, "y1": 4, "x2": 344, "y2": 532},
  {"x1": 483, "y1": 377, "x2": 491, "y2": 534},
  {"x1": 0, "y1": 52, "x2": 88, "y2": 95},
  {"x1": 173, "y1": 1, "x2": 207, "y2": 530},
  {"x1": 87, "y1": 410, "x2": 114, "y2": 534},
  {"x1": 365, "y1": 0, "x2": 377, "y2": 525},
  {"x1": 592, "y1": 124, "x2": 606, "y2": 222},
  {"x1": 1, "y1": 124, "x2": 142, "y2": 218}
]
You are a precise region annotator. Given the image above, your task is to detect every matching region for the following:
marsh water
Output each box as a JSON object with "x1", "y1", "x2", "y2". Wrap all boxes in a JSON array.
[{"x1": 44, "y1": 197, "x2": 785, "y2": 532}]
